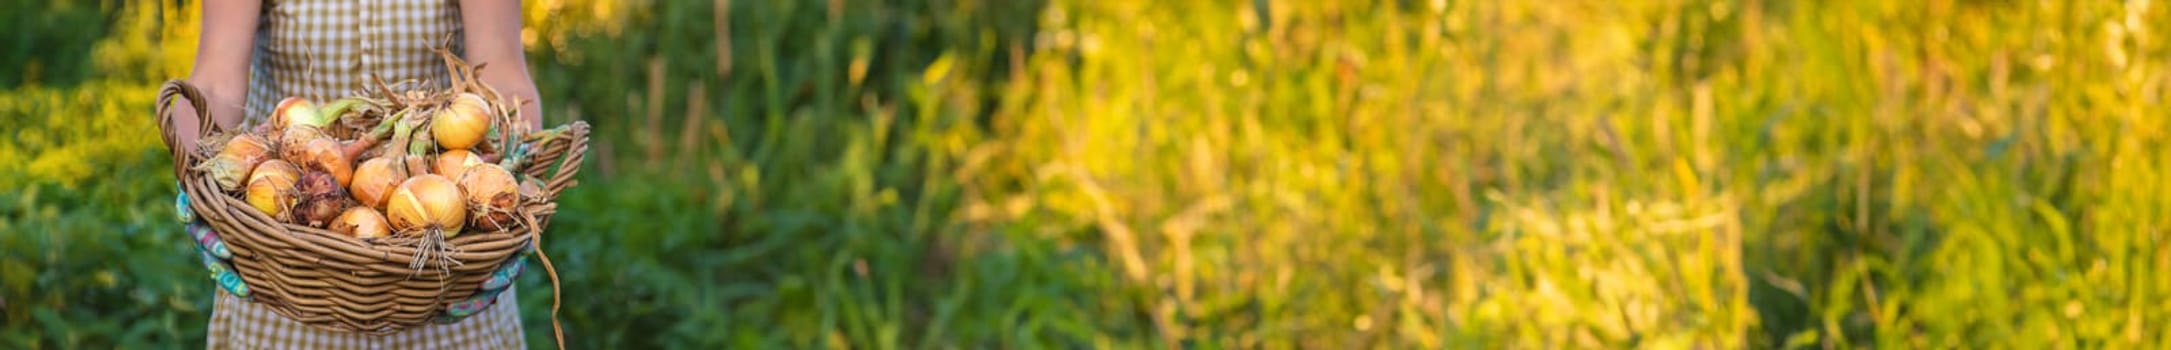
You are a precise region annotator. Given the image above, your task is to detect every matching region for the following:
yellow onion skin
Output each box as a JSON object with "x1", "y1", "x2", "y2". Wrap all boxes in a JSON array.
[
  {"x1": 331, "y1": 207, "x2": 391, "y2": 239},
  {"x1": 228, "y1": 134, "x2": 274, "y2": 163},
  {"x1": 196, "y1": 134, "x2": 274, "y2": 192},
  {"x1": 245, "y1": 160, "x2": 302, "y2": 221},
  {"x1": 266, "y1": 97, "x2": 316, "y2": 141},
  {"x1": 387, "y1": 174, "x2": 467, "y2": 237},
  {"x1": 198, "y1": 155, "x2": 258, "y2": 192},
  {"x1": 458, "y1": 164, "x2": 520, "y2": 232},
  {"x1": 292, "y1": 138, "x2": 355, "y2": 187},
  {"x1": 278, "y1": 126, "x2": 330, "y2": 163},
  {"x1": 432, "y1": 93, "x2": 493, "y2": 150},
  {"x1": 350, "y1": 157, "x2": 407, "y2": 209},
  {"x1": 251, "y1": 159, "x2": 302, "y2": 181},
  {"x1": 272, "y1": 97, "x2": 319, "y2": 127},
  {"x1": 434, "y1": 149, "x2": 486, "y2": 182}
]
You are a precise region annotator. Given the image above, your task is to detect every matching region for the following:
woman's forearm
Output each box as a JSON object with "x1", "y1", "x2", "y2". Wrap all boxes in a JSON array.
[
  {"x1": 461, "y1": 0, "x2": 543, "y2": 130},
  {"x1": 179, "y1": 0, "x2": 263, "y2": 146},
  {"x1": 470, "y1": 42, "x2": 543, "y2": 129}
]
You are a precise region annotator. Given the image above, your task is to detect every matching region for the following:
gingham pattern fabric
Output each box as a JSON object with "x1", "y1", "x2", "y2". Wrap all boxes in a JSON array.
[
  {"x1": 219, "y1": 1, "x2": 525, "y2": 348},
  {"x1": 243, "y1": 0, "x2": 466, "y2": 121},
  {"x1": 206, "y1": 287, "x2": 527, "y2": 349}
]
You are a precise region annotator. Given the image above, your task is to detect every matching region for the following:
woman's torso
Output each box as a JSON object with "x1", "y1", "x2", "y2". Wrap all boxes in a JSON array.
[
  {"x1": 243, "y1": 0, "x2": 466, "y2": 121},
  {"x1": 218, "y1": 1, "x2": 524, "y2": 348}
]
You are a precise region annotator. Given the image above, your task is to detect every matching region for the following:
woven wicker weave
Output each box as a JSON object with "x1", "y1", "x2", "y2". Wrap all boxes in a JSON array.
[{"x1": 156, "y1": 79, "x2": 588, "y2": 334}]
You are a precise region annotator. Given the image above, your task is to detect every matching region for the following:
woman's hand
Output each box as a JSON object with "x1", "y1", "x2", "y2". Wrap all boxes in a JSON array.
[
  {"x1": 168, "y1": 88, "x2": 247, "y2": 150},
  {"x1": 170, "y1": 1, "x2": 262, "y2": 299},
  {"x1": 175, "y1": 0, "x2": 262, "y2": 148},
  {"x1": 462, "y1": 0, "x2": 545, "y2": 130}
]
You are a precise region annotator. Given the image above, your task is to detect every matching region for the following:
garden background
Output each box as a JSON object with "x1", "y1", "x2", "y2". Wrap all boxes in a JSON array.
[{"x1": 4, "y1": 0, "x2": 2170, "y2": 348}]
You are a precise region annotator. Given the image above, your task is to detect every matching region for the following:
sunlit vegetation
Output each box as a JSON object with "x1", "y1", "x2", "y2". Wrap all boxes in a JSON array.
[{"x1": 3, "y1": 0, "x2": 2166, "y2": 348}]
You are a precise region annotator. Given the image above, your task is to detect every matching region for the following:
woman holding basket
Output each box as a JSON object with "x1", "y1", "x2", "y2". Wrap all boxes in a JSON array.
[{"x1": 168, "y1": 0, "x2": 545, "y2": 348}]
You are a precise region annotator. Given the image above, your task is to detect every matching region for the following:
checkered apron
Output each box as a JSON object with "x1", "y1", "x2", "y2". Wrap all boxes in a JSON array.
[
  {"x1": 243, "y1": 0, "x2": 465, "y2": 119},
  {"x1": 207, "y1": 288, "x2": 526, "y2": 349},
  {"x1": 217, "y1": 0, "x2": 528, "y2": 348}
]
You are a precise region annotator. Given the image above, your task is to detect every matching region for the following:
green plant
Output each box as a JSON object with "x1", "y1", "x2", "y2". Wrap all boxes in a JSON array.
[{"x1": 5, "y1": 0, "x2": 2169, "y2": 348}]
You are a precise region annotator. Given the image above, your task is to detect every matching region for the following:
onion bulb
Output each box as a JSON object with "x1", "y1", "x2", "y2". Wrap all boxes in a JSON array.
[
  {"x1": 277, "y1": 97, "x2": 338, "y2": 128},
  {"x1": 387, "y1": 174, "x2": 466, "y2": 237},
  {"x1": 434, "y1": 149, "x2": 486, "y2": 181},
  {"x1": 432, "y1": 93, "x2": 493, "y2": 150},
  {"x1": 265, "y1": 97, "x2": 314, "y2": 141},
  {"x1": 223, "y1": 133, "x2": 274, "y2": 160},
  {"x1": 194, "y1": 134, "x2": 273, "y2": 192},
  {"x1": 273, "y1": 98, "x2": 320, "y2": 127},
  {"x1": 270, "y1": 97, "x2": 338, "y2": 144},
  {"x1": 245, "y1": 160, "x2": 301, "y2": 220},
  {"x1": 331, "y1": 207, "x2": 391, "y2": 239},
  {"x1": 350, "y1": 158, "x2": 406, "y2": 209},
  {"x1": 458, "y1": 164, "x2": 520, "y2": 232},
  {"x1": 293, "y1": 170, "x2": 350, "y2": 227},
  {"x1": 287, "y1": 138, "x2": 355, "y2": 187},
  {"x1": 278, "y1": 125, "x2": 329, "y2": 162}
]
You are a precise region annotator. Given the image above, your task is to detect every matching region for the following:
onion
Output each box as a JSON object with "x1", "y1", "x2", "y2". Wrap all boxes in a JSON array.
[
  {"x1": 278, "y1": 125, "x2": 329, "y2": 162},
  {"x1": 387, "y1": 174, "x2": 466, "y2": 237},
  {"x1": 251, "y1": 159, "x2": 302, "y2": 182},
  {"x1": 270, "y1": 97, "x2": 336, "y2": 141},
  {"x1": 432, "y1": 93, "x2": 493, "y2": 150},
  {"x1": 245, "y1": 160, "x2": 301, "y2": 220},
  {"x1": 272, "y1": 95, "x2": 349, "y2": 164},
  {"x1": 292, "y1": 170, "x2": 349, "y2": 227},
  {"x1": 349, "y1": 111, "x2": 421, "y2": 210},
  {"x1": 331, "y1": 207, "x2": 391, "y2": 239},
  {"x1": 276, "y1": 97, "x2": 335, "y2": 129},
  {"x1": 194, "y1": 134, "x2": 273, "y2": 192},
  {"x1": 289, "y1": 138, "x2": 355, "y2": 187},
  {"x1": 458, "y1": 164, "x2": 520, "y2": 232},
  {"x1": 434, "y1": 149, "x2": 486, "y2": 181},
  {"x1": 217, "y1": 133, "x2": 272, "y2": 160},
  {"x1": 350, "y1": 157, "x2": 407, "y2": 209},
  {"x1": 349, "y1": 112, "x2": 420, "y2": 210},
  {"x1": 265, "y1": 98, "x2": 309, "y2": 140}
]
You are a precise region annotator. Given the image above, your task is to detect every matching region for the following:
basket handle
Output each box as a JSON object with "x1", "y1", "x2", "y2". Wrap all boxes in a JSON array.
[
  {"x1": 520, "y1": 121, "x2": 591, "y2": 202},
  {"x1": 157, "y1": 80, "x2": 226, "y2": 177}
]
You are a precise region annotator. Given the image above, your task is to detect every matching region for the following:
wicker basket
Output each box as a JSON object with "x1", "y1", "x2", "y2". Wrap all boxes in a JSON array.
[{"x1": 155, "y1": 80, "x2": 588, "y2": 334}]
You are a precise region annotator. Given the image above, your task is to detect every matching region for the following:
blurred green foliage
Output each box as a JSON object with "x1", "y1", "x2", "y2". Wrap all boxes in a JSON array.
[
  {"x1": 4, "y1": 0, "x2": 2171, "y2": 348},
  {"x1": 0, "y1": 0, "x2": 110, "y2": 87}
]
